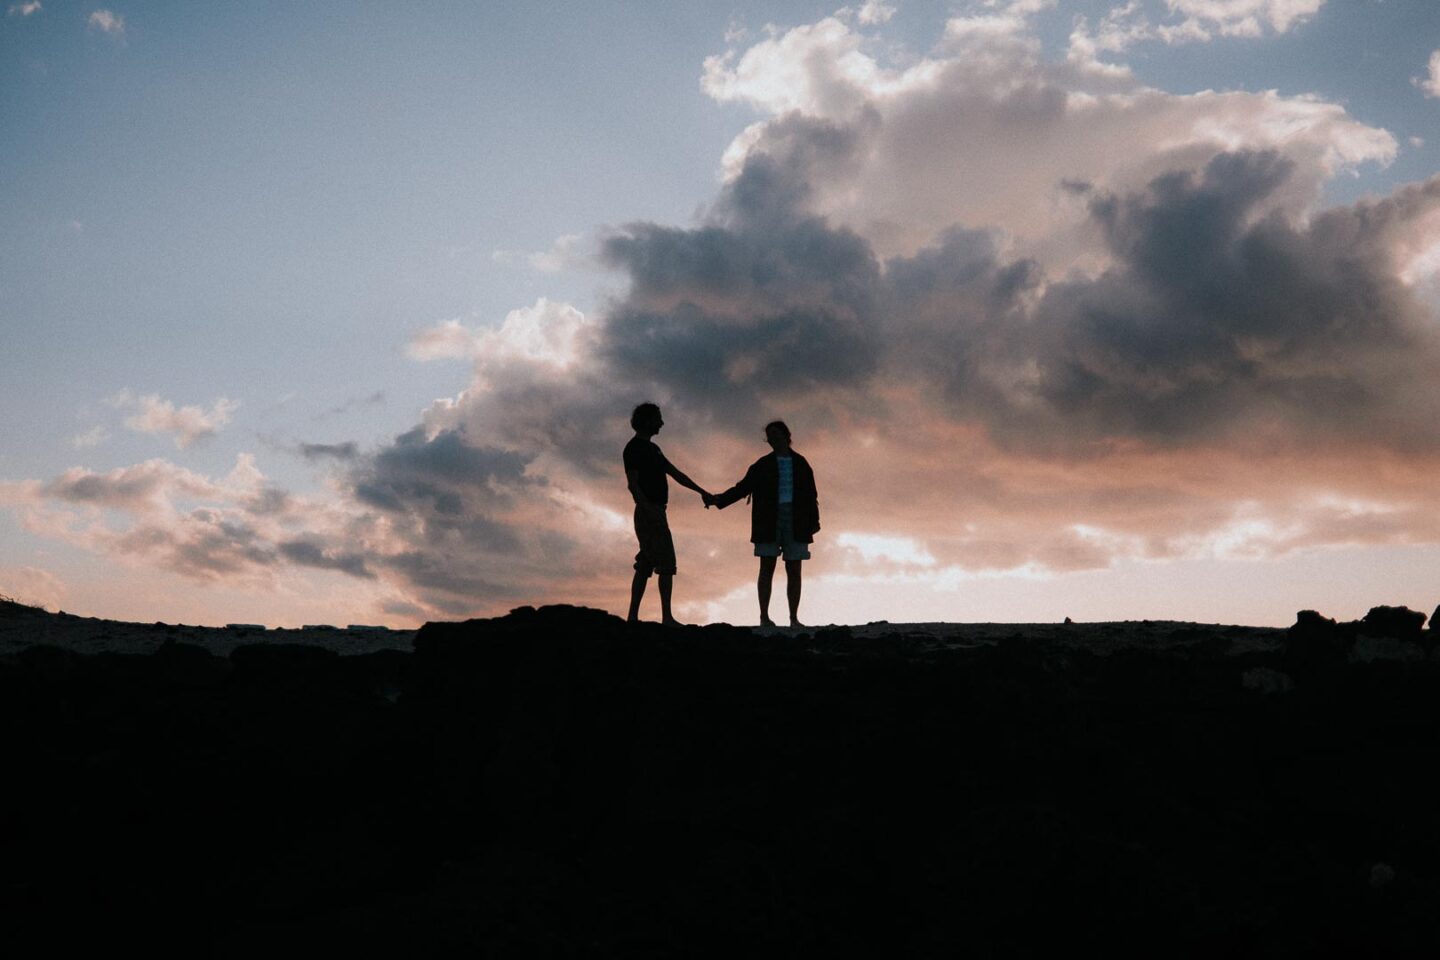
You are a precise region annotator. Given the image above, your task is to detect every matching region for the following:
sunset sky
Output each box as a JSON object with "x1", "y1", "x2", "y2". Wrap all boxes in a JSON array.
[{"x1": 4, "y1": 0, "x2": 1440, "y2": 628}]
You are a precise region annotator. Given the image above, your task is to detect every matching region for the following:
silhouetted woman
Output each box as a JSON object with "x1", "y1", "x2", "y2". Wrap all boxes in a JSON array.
[{"x1": 708, "y1": 421, "x2": 819, "y2": 627}]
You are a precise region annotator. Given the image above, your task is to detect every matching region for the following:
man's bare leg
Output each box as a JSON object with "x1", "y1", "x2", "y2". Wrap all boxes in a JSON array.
[
  {"x1": 786, "y1": 559, "x2": 804, "y2": 627},
  {"x1": 659, "y1": 573, "x2": 682, "y2": 626},
  {"x1": 757, "y1": 556, "x2": 778, "y2": 627},
  {"x1": 628, "y1": 569, "x2": 648, "y2": 623}
]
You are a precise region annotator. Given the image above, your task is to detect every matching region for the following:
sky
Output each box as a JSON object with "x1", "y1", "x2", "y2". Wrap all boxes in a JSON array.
[{"x1": 3, "y1": 0, "x2": 1440, "y2": 628}]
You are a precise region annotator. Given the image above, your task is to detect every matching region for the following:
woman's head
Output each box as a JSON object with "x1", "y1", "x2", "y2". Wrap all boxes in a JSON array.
[{"x1": 765, "y1": 420, "x2": 791, "y2": 448}]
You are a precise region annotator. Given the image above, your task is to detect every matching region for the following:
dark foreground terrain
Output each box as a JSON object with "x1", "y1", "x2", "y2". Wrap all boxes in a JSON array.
[{"x1": 3, "y1": 600, "x2": 1440, "y2": 956}]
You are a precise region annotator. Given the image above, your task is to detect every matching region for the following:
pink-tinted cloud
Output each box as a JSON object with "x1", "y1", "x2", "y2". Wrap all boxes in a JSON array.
[{"x1": 109, "y1": 390, "x2": 238, "y2": 449}]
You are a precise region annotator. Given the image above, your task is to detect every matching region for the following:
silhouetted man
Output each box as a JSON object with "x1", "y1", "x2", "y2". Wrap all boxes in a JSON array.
[
  {"x1": 708, "y1": 421, "x2": 819, "y2": 628},
  {"x1": 624, "y1": 402, "x2": 711, "y2": 626}
]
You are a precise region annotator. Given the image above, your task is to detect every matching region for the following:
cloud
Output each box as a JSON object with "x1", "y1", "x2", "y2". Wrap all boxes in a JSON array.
[
  {"x1": 7, "y1": 454, "x2": 380, "y2": 590},
  {"x1": 313, "y1": 390, "x2": 384, "y2": 420},
  {"x1": 701, "y1": 10, "x2": 1392, "y2": 270},
  {"x1": 71, "y1": 426, "x2": 108, "y2": 449},
  {"x1": 87, "y1": 8, "x2": 123, "y2": 34},
  {"x1": 1070, "y1": 0, "x2": 1323, "y2": 58},
  {"x1": 298, "y1": 441, "x2": 359, "y2": 461},
  {"x1": 1418, "y1": 49, "x2": 1440, "y2": 99},
  {"x1": 969, "y1": 154, "x2": 1440, "y2": 451},
  {"x1": 409, "y1": 299, "x2": 591, "y2": 367},
  {"x1": 7, "y1": 1, "x2": 41, "y2": 17},
  {"x1": 1164, "y1": 0, "x2": 1324, "y2": 38},
  {"x1": 491, "y1": 233, "x2": 590, "y2": 273},
  {"x1": 42, "y1": 459, "x2": 226, "y2": 512},
  {"x1": 406, "y1": 320, "x2": 475, "y2": 361},
  {"x1": 855, "y1": 1, "x2": 896, "y2": 26},
  {"x1": 110, "y1": 391, "x2": 238, "y2": 448},
  {"x1": 277, "y1": 540, "x2": 373, "y2": 578}
]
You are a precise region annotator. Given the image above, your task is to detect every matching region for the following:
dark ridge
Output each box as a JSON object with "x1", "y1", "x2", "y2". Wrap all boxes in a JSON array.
[{"x1": 3, "y1": 603, "x2": 1439, "y2": 955}]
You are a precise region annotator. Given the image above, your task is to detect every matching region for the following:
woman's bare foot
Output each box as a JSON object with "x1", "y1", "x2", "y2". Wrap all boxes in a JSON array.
[
  {"x1": 789, "y1": 619, "x2": 805, "y2": 629},
  {"x1": 759, "y1": 616, "x2": 776, "y2": 628},
  {"x1": 662, "y1": 617, "x2": 685, "y2": 627}
]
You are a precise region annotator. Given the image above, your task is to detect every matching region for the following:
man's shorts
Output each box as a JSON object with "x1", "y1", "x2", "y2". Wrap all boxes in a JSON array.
[
  {"x1": 633, "y1": 504, "x2": 677, "y2": 577},
  {"x1": 754, "y1": 502, "x2": 811, "y2": 561}
]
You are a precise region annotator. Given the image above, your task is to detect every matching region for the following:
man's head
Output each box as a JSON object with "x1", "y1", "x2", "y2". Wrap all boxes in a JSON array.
[
  {"x1": 631, "y1": 402, "x2": 663, "y2": 436},
  {"x1": 765, "y1": 420, "x2": 792, "y2": 452}
]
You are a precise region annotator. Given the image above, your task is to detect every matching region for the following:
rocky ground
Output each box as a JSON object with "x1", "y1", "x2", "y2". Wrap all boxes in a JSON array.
[{"x1": 3, "y1": 599, "x2": 1439, "y2": 956}]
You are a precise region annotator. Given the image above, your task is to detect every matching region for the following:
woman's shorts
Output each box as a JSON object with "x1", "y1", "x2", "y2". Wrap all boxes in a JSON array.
[{"x1": 755, "y1": 502, "x2": 811, "y2": 561}]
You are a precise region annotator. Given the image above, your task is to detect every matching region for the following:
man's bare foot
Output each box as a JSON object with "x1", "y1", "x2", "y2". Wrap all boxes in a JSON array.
[
  {"x1": 662, "y1": 617, "x2": 685, "y2": 627},
  {"x1": 759, "y1": 616, "x2": 776, "y2": 628},
  {"x1": 789, "y1": 619, "x2": 806, "y2": 629},
  {"x1": 627, "y1": 615, "x2": 640, "y2": 624}
]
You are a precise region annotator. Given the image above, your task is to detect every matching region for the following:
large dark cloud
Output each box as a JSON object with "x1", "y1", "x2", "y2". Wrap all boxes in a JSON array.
[
  {"x1": 278, "y1": 540, "x2": 373, "y2": 579},
  {"x1": 353, "y1": 427, "x2": 532, "y2": 518},
  {"x1": 598, "y1": 146, "x2": 885, "y2": 421},
  {"x1": 1012, "y1": 152, "x2": 1440, "y2": 450},
  {"x1": 342, "y1": 426, "x2": 544, "y2": 607},
  {"x1": 598, "y1": 146, "x2": 1440, "y2": 456}
]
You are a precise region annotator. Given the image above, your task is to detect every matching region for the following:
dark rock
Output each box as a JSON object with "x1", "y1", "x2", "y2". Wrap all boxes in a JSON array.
[
  {"x1": 8, "y1": 603, "x2": 1440, "y2": 955},
  {"x1": 1284, "y1": 610, "x2": 1352, "y2": 675},
  {"x1": 230, "y1": 642, "x2": 339, "y2": 679},
  {"x1": 1360, "y1": 605, "x2": 1426, "y2": 640},
  {"x1": 1292, "y1": 609, "x2": 1337, "y2": 632}
]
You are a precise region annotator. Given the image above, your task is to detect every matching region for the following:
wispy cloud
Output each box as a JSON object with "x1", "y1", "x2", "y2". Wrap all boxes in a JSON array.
[
  {"x1": 408, "y1": 299, "x2": 591, "y2": 368},
  {"x1": 7, "y1": 455, "x2": 371, "y2": 589},
  {"x1": 87, "y1": 8, "x2": 123, "y2": 34},
  {"x1": 70, "y1": 425, "x2": 109, "y2": 449},
  {"x1": 312, "y1": 390, "x2": 384, "y2": 421},
  {"x1": 7, "y1": 1, "x2": 42, "y2": 17},
  {"x1": 1069, "y1": 0, "x2": 1324, "y2": 65},
  {"x1": 1417, "y1": 49, "x2": 1440, "y2": 99},
  {"x1": 1165, "y1": 0, "x2": 1324, "y2": 39},
  {"x1": 856, "y1": 1, "x2": 897, "y2": 26},
  {"x1": 406, "y1": 319, "x2": 476, "y2": 362},
  {"x1": 491, "y1": 233, "x2": 590, "y2": 273},
  {"x1": 109, "y1": 390, "x2": 238, "y2": 449},
  {"x1": 297, "y1": 441, "x2": 360, "y2": 461}
]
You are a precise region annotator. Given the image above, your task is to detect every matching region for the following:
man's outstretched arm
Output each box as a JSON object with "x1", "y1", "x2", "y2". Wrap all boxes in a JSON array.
[{"x1": 662, "y1": 456, "x2": 710, "y2": 501}]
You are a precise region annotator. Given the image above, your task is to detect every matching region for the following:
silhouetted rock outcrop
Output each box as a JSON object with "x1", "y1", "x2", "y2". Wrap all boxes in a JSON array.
[
  {"x1": 1360, "y1": 605, "x2": 1426, "y2": 640},
  {"x1": 1285, "y1": 609, "x2": 1352, "y2": 675},
  {"x1": 4, "y1": 603, "x2": 1440, "y2": 955}
]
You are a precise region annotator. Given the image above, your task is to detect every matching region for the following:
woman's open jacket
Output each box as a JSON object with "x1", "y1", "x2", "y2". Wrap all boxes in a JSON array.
[{"x1": 713, "y1": 450, "x2": 820, "y2": 545}]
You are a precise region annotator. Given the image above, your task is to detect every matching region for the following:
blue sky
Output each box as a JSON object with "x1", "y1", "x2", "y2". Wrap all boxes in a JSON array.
[{"x1": 4, "y1": 1, "x2": 1440, "y2": 626}]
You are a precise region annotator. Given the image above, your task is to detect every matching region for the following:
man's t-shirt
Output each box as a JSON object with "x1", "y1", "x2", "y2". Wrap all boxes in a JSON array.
[
  {"x1": 623, "y1": 436, "x2": 668, "y2": 505},
  {"x1": 777, "y1": 454, "x2": 794, "y2": 504}
]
